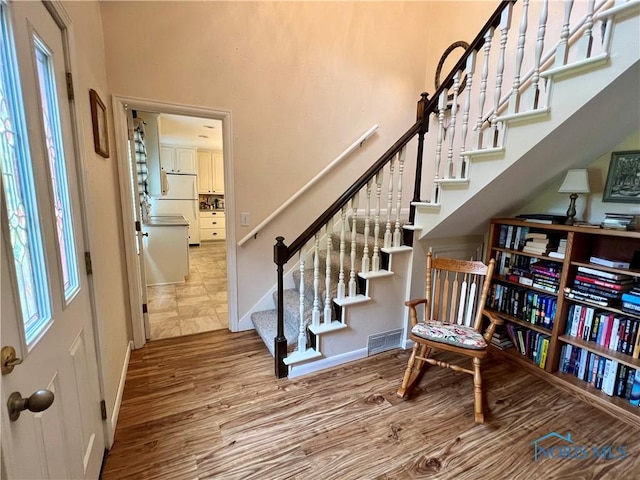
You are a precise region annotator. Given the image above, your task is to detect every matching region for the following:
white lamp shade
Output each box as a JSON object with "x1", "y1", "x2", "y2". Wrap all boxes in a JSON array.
[{"x1": 558, "y1": 169, "x2": 590, "y2": 193}]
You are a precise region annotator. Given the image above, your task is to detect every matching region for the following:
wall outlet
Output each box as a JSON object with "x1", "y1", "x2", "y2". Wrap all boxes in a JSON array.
[{"x1": 241, "y1": 212, "x2": 250, "y2": 226}]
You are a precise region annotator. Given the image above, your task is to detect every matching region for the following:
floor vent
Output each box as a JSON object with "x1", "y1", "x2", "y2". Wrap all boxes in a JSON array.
[{"x1": 368, "y1": 329, "x2": 403, "y2": 356}]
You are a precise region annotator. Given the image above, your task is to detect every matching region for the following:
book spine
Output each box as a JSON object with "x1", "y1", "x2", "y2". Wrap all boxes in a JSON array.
[{"x1": 575, "y1": 275, "x2": 629, "y2": 291}]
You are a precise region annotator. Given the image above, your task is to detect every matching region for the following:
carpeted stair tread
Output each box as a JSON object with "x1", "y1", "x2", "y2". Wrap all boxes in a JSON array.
[{"x1": 251, "y1": 306, "x2": 299, "y2": 357}]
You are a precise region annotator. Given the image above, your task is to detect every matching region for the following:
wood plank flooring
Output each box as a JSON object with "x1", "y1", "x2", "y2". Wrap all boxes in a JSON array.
[{"x1": 102, "y1": 330, "x2": 640, "y2": 480}]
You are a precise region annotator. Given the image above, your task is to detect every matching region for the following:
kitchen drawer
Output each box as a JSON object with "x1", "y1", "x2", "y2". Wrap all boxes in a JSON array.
[
  {"x1": 199, "y1": 216, "x2": 226, "y2": 229},
  {"x1": 200, "y1": 227, "x2": 226, "y2": 241},
  {"x1": 199, "y1": 210, "x2": 225, "y2": 219}
]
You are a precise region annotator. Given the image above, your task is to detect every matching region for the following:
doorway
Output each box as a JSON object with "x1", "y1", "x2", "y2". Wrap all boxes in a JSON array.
[
  {"x1": 138, "y1": 112, "x2": 229, "y2": 339},
  {"x1": 111, "y1": 96, "x2": 238, "y2": 349}
]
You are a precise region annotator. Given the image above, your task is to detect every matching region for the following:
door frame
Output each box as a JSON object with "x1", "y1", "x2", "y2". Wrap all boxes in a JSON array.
[{"x1": 111, "y1": 95, "x2": 238, "y2": 348}]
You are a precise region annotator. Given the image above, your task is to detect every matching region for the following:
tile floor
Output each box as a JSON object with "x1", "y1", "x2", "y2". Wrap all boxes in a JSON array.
[{"x1": 146, "y1": 241, "x2": 228, "y2": 340}]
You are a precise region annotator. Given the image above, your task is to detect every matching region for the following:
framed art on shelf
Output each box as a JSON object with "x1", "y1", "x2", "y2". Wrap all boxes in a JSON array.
[
  {"x1": 603, "y1": 150, "x2": 640, "y2": 203},
  {"x1": 89, "y1": 89, "x2": 109, "y2": 158}
]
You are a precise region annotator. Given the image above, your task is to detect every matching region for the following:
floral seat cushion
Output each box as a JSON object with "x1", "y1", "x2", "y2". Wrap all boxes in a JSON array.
[{"x1": 411, "y1": 321, "x2": 486, "y2": 349}]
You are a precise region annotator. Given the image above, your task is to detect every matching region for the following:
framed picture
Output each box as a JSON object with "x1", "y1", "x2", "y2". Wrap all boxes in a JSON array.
[
  {"x1": 89, "y1": 89, "x2": 109, "y2": 158},
  {"x1": 603, "y1": 150, "x2": 640, "y2": 203}
]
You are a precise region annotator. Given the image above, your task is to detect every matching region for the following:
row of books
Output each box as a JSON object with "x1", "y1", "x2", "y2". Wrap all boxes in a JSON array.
[
  {"x1": 559, "y1": 344, "x2": 640, "y2": 404},
  {"x1": 497, "y1": 225, "x2": 530, "y2": 251},
  {"x1": 601, "y1": 213, "x2": 638, "y2": 231},
  {"x1": 487, "y1": 283, "x2": 557, "y2": 330},
  {"x1": 495, "y1": 253, "x2": 562, "y2": 294},
  {"x1": 505, "y1": 324, "x2": 550, "y2": 369},
  {"x1": 565, "y1": 304, "x2": 640, "y2": 358},
  {"x1": 621, "y1": 287, "x2": 640, "y2": 316},
  {"x1": 497, "y1": 224, "x2": 567, "y2": 257},
  {"x1": 564, "y1": 266, "x2": 635, "y2": 307}
]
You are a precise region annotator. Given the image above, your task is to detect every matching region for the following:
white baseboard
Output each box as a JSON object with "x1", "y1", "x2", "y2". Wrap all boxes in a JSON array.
[
  {"x1": 107, "y1": 340, "x2": 132, "y2": 448},
  {"x1": 288, "y1": 348, "x2": 368, "y2": 378}
]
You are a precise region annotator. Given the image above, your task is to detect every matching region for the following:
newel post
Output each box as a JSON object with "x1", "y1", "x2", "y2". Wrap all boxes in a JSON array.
[
  {"x1": 410, "y1": 92, "x2": 430, "y2": 227},
  {"x1": 274, "y1": 236, "x2": 289, "y2": 378}
]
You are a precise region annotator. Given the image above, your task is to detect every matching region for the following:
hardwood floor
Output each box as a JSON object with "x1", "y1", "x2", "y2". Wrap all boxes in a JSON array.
[{"x1": 102, "y1": 330, "x2": 640, "y2": 479}]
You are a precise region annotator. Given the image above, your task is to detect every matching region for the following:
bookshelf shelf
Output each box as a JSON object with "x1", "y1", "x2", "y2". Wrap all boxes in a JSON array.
[
  {"x1": 558, "y1": 334, "x2": 640, "y2": 370},
  {"x1": 487, "y1": 218, "x2": 640, "y2": 429},
  {"x1": 488, "y1": 309, "x2": 552, "y2": 335}
]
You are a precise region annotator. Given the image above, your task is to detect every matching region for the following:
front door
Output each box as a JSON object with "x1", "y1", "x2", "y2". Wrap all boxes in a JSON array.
[{"x1": 1, "y1": 1, "x2": 105, "y2": 478}]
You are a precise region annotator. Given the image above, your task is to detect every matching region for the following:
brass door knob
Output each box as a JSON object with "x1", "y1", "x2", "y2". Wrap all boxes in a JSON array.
[
  {"x1": 1, "y1": 346, "x2": 23, "y2": 375},
  {"x1": 7, "y1": 390, "x2": 55, "y2": 421}
]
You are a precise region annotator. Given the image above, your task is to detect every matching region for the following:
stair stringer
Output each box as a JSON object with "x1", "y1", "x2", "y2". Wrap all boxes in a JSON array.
[
  {"x1": 288, "y1": 246, "x2": 415, "y2": 378},
  {"x1": 413, "y1": 10, "x2": 640, "y2": 240}
]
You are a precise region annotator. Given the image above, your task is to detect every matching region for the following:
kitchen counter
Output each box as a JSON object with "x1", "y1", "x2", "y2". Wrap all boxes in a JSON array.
[
  {"x1": 146, "y1": 215, "x2": 189, "y2": 227},
  {"x1": 199, "y1": 209, "x2": 225, "y2": 213}
]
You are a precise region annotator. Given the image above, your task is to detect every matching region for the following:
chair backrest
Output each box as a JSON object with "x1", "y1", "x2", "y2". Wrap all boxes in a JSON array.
[{"x1": 425, "y1": 252, "x2": 495, "y2": 332}]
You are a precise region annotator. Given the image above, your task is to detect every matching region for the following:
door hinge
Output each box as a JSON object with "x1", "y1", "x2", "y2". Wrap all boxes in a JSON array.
[
  {"x1": 135, "y1": 220, "x2": 141, "y2": 232},
  {"x1": 65, "y1": 72, "x2": 74, "y2": 100},
  {"x1": 142, "y1": 303, "x2": 148, "y2": 314},
  {"x1": 84, "y1": 252, "x2": 93, "y2": 275},
  {"x1": 100, "y1": 400, "x2": 107, "y2": 421}
]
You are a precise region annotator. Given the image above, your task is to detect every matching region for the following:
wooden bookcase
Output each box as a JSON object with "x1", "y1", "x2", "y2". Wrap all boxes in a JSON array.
[{"x1": 486, "y1": 218, "x2": 640, "y2": 428}]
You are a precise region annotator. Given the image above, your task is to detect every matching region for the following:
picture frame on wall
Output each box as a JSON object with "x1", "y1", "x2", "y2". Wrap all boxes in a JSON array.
[
  {"x1": 602, "y1": 150, "x2": 640, "y2": 203},
  {"x1": 89, "y1": 89, "x2": 109, "y2": 158}
]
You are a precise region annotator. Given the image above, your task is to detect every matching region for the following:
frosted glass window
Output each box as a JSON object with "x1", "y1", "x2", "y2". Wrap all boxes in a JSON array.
[
  {"x1": 33, "y1": 35, "x2": 79, "y2": 300},
  {"x1": 0, "y1": 4, "x2": 52, "y2": 345}
]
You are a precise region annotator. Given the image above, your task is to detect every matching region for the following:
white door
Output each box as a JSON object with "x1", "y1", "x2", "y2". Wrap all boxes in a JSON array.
[
  {"x1": 128, "y1": 111, "x2": 150, "y2": 338},
  {"x1": 1, "y1": 1, "x2": 105, "y2": 478}
]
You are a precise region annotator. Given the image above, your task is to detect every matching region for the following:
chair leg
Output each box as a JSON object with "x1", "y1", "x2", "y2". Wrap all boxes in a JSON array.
[
  {"x1": 472, "y1": 357, "x2": 484, "y2": 424},
  {"x1": 397, "y1": 343, "x2": 430, "y2": 398}
]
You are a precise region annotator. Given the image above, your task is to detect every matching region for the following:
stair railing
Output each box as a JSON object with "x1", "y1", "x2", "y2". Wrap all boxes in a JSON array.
[{"x1": 272, "y1": 0, "x2": 629, "y2": 377}]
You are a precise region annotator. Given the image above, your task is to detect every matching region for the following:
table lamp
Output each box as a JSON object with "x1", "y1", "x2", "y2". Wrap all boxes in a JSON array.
[{"x1": 558, "y1": 169, "x2": 590, "y2": 225}]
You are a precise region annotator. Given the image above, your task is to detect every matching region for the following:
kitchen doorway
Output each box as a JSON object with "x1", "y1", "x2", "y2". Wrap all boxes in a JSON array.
[{"x1": 111, "y1": 96, "x2": 238, "y2": 349}]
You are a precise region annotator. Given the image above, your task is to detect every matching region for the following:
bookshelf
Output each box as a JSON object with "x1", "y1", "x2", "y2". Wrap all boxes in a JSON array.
[{"x1": 486, "y1": 218, "x2": 640, "y2": 428}]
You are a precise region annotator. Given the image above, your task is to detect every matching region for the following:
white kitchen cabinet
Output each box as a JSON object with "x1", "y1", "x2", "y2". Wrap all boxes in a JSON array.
[
  {"x1": 197, "y1": 150, "x2": 224, "y2": 194},
  {"x1": 199, "y1": 210, "x2": 225, "y2": 240},
  {"x1": 160, "y1": 145, "x2": 197, "y2": 173},
  {"x1": 142, "y1": 216, "x2": 189, "y2": 285}
]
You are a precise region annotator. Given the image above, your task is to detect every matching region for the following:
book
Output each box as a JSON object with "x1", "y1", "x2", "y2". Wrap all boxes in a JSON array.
[
  {"x1": 629, "y1": 369, "x2": 640, "y2": 406},
  {"x1": 589, "y1": 256, "x2": 631, "y2": 269},
  {"x1": 516, "y1": 214, "x2": 567, "y2": 224},
  {"x1": 575, "y1": 275, "x2": 633, "y2": 291},
  {"x1": 577, "y1": 266, "x2": 633, "y2": 281},
  {"x1": 622, "y1": 292, "x2": 640, "y2": 305}
]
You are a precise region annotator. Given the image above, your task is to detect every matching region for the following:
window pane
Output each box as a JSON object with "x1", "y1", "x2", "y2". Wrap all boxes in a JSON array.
[
  {"x1": 0, "y1": 5, "x2": 51, "y2": 345},
  {"x1": 33, "y1": 35, "x2": 79, "y2": 300}
]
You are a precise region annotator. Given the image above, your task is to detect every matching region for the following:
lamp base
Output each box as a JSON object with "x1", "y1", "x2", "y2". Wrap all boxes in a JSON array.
[{"x1": 564, "y1": 193, "x2": 578, "y2": 225}]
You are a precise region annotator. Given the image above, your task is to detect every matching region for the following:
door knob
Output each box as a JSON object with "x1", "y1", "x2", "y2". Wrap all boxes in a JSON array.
[
  {"x1": 1, "y1": 346, "x2": 23, "y2": 375},
  {"x1": 142, "y1": 232, "x2": 149, "y2": 237},
  {"x1": 7, "y1": 390, "x2": 54, "y2": 421}
]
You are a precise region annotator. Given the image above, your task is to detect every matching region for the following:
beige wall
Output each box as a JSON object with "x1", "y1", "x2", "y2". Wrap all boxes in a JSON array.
[
  {"x1": 100, "y1": 1, "x2": 449, "y2": 319},
  {"x1": 515, "y1": 132, "x2": 640, "y2": 223},
  {"x1": 63, "y1": 0, "x2": 131, "y2": 429}
]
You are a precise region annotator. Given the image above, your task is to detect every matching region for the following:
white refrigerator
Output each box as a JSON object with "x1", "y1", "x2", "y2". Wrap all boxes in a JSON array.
[{"x1": 152, "y1": 172, "x2": 200, "y2": 245}]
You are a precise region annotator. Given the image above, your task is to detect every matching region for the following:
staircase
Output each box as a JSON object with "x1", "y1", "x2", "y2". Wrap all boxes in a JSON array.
[{"x1": 249, "y1": 0, "x2": 640, "y2": 378}]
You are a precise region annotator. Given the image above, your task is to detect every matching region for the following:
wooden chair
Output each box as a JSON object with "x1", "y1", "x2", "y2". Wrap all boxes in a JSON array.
[{"x1": 397, "y1": 251, "x2": 502, "y2": 423}]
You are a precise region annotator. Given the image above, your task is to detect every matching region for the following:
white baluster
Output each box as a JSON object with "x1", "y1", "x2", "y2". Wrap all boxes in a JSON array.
[
  {"x1": 433, "y1": 91, "x2": 447, "y2": 204},
  {"x1": 372, "y1": 170, "x2": 383, "y2": 272},
  {"x1": 491, "y1": 5, "x2": 512, "y2": 148},
  {"x1": 460, "y1": 51, "x2": 476, "y2": 178},
  {"x1": 393, "y1": 147, "x2": 406, "y2": 247},
  {"x1": 576, "y1": 0, "x2": 595, "y2": 60},
  {"x1": 312, "y1": 234, "x2": 320, "y2": 327},
  {"x1": 554, "y1": 0, "x2": 574, "y2": 68},
  {"x1": 349, "y1": 195, "x2": 359, "y2": 297},
  {"x1": 361, "y1": 180, "x2": 372, "y2": 273},
  {"x1": 324, "y1": 222, "x2": 332, "y2": 325},
  {"x1": 298, "y1": 250, "x2": 307, "y2": 353},
  {"x1": 531, "y1": 0, "x2": 548, "y2": 110},
  {"x1": 446, "y1": 72, "x2": 460, "y2": 179},
  {"x1": 509, "y1": 0, "x2": 529, "y2": 115},
  {"x1": 384, "y1": 157, "x2": 395, "y2": 249},
  {"x1": 337, "y1": 206, "x2": 347, "y2": 299},
  {"x1": 475, "y1": 27, "x2": 494, "y2": 150}
]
